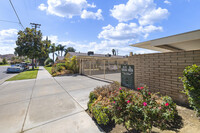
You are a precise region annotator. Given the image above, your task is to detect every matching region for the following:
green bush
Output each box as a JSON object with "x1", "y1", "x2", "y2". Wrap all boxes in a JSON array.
[
  {"x1": 88, "y1": 84, "x2": 178, "y2": 132},
  {"x1": 2, "y1": 58, "x2": 7, "y2": 64},
  {"x1": 55, "y1": 63, "x2": 66, "y2": 72},
  {"x1": 91, "y1": 103, "x2": 111, "y2": 125},
  {"x1": 65, "y1": 56, "x2": 79, "y2": 73},
  {"x1": 180, "y1": 64, "x2": 200, "y2": 116},
  {"x1": 88, "y1": 92, "x2": 98, "y2": 110},
  {"x1": 51, "y1": 63, "x2": 68, "y2": 76},
  {"x1": 44, "y1": 57, "x2": 53, "y2": 66},
  {"x1": 0, "y1": 62, "x2": 3, "y2": 65}
]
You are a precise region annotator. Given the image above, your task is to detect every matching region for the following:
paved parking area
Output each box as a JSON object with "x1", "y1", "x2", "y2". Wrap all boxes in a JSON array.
[{"x1": 0, "y1": 66, "x2": 108, "y2": 133}]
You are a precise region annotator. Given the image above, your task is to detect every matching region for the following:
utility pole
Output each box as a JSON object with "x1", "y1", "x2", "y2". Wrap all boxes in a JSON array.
[{"x1": 30, "y1": 23, "x2": 41, "y2": 69}]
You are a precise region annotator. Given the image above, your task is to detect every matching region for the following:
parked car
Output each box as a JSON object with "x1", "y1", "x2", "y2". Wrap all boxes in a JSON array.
[
  {"x1": 20, "y1": 62, "x2": 29, "y2": 70},
  {"x1": 7, "y1": 64, "x2": 24, "y2": 73}
]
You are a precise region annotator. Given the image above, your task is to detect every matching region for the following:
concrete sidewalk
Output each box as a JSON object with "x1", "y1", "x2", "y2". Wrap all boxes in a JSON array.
[
  {"x1": 36, "y1": 66, "x2": 52, "y2": 79},
  {"x1": 0, "y1": 66, "x2": 108, "y2": 133}
]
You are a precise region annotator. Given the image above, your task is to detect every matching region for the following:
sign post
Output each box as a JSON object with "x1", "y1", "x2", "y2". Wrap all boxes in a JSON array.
[{"x1": 121, "y1": 65, "x2": 134, "y2": 89}]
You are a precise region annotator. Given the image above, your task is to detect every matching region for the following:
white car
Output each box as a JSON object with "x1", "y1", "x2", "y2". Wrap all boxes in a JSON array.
[{"x1": 7, "y1": 64, "x2": 24, "y2": 73}]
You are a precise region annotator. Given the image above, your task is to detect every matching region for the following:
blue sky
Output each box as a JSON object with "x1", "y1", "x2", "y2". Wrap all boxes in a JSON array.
[{"x1": 0, "y1": 0, "x2": 200, "y2": 56}]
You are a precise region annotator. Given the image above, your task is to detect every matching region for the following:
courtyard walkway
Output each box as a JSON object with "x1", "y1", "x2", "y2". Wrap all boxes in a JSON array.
[{"x1": 0, "y1": 66, "x2": 108, "y2": 133}]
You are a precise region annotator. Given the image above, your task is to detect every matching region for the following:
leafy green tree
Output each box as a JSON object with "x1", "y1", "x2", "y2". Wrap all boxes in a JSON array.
[
  {"x1": 15, "y1": 27, "x2": 45, "y2": 69},
  {"x1": 2, "y1": 58, "x2": 7, "y2": 64},
  {"x1": 50, "y1": 43, "x2": 56, "y2": 63},
  {"x1": 64, "y1": 47, "x2": 76, "y2": 56}
]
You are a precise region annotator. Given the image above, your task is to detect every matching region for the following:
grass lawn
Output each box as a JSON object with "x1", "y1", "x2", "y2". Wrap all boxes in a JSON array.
[
  {"x1": 6, "y1": 68, "x2": 39, "y2": 81},
  {"x1": 44, "y1": 66, "x2": 52, "y2": 75},
  {"x1": 0, "y1": 64, "x2": 10, "y2": 66}
]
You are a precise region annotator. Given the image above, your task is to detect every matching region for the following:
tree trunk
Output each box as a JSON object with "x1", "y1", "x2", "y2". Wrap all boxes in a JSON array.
[
  {"x1": 35, "y1": 58, "x2": 37, "y2": 68},
  {"x1": 53, "y1": 52, "x2": 55, "y2": 63},
  {"x1": 32, "y1": 58, "x2": 34, "y2": 70}
]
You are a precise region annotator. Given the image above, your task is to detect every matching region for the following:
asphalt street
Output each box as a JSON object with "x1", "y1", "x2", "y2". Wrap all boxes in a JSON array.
[{"x1": 0, "y1": 66, "x2": 15, "y2": 80}]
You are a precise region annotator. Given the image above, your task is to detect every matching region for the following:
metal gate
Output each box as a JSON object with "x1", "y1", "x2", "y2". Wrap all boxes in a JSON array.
[{"x1": 79, "y1": 58, "x2": 128, "y2": 82}]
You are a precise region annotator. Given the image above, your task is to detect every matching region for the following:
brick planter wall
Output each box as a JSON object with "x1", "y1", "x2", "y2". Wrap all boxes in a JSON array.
[{"x1": 128, "y1": 50, "x2": 200, "y2": 105}]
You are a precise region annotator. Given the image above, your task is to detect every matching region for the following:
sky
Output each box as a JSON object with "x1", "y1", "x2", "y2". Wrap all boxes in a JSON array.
[{"x1": 0, "y1": 0, "x2": 200, "y2": 56}]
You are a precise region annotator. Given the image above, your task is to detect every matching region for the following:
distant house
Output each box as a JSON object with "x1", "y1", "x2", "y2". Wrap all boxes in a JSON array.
[
  {"x1": 55, "y1": 56, "x2": 65, "y2": 63},
  {"x1": 0, "y1": 58, "x2": 2, "y2": 62},
  {"x1": 56, "y1": 51, "x2": 127, "y2": 63},
  {"x1": 66, "y1": 51, "x2": 126, "y2": 59}
]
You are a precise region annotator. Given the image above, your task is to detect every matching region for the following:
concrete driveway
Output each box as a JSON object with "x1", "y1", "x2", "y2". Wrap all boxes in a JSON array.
[{"x1": 0, "y1": 66, "x2": 108, "y2": 133}]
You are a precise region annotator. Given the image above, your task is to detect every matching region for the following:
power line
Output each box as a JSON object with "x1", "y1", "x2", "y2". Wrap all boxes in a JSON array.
[
  {"x1": 0, "y1": 19, "x2": 19, "y2": 24},
  {"x1": 9, "y1": 0, "x2": 24, "y2": 30}
]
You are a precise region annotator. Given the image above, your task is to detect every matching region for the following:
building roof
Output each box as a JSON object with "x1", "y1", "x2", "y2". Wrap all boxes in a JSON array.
[
  {"x1": 130, "y1": 29, "x2": 200, "y2": 52},
  {"x1": 68, "y1": 52, "x2": 126, "y2": 58},
  {"x1": 56, "y1": 56, "x2": 65, "y2": 61}
]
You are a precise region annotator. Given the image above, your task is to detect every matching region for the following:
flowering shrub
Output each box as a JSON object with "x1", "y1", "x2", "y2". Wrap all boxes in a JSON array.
[
  {"x1": 111, "y1": 88, "x2": 132, "y2": 127},
  {"x1": 155, "y1": 96, "x2": 178, "y2": 130},
  {"x1": 88, "y1": 83, "x2": 178, "y2": 132},
  {"x1": 180, "y1": 64, "x2": 200, "y2": 116}
]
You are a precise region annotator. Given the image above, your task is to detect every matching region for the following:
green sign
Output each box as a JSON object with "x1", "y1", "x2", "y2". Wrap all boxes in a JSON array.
[{"x1": 121, "y1": 65, "x2": 134, "y2": 89}]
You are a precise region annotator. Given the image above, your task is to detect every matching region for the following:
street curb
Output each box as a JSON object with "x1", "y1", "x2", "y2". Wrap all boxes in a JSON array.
[{"x1": 0, "y1": 73, "x2": 17, "y2": 85}]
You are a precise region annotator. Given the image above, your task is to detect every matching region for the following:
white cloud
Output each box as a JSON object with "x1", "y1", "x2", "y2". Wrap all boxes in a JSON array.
[
  {"x1": 164, "y1": 0, "x2": 171, "y2": 5},
  {"x1": 81, "y1": 9, "x2": 103, "y2": 20},
  {"x1": 43, "y1": 34, "x2": 158, "y2": 58},
  {"x1": 0, "y1": 29, "x2": 18, "y2": 55},
  {"x1": 38, "y1": 0, "x2": 103, "y2": 20},
  {"x1": 38, "y1": 3, "x2": 47, "y2": 11},
  {"x1": 139, "y1": 7, "x2": 169, "y2": 25},
  {"x1": 98, "y1": 23, "x2": 162, "y2": 41},
  {"x1": 110, "y1": 0, "x2": 169, "y2": 25},
  {"x1": 43, "y1": 35, "x2": 58, "y2": 44},
  {"x1": 87, "y1": 3, "x2": 96, "y2": 8},
  {"x1": 0, "y1": 29, "x2": 18, "y2": 41}
]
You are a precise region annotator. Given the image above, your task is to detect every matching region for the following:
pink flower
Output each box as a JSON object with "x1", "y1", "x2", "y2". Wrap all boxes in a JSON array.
[
  {"x1": 127, "y1": 100, "x2": 130, "y2": 103},
  {"x1": 159, "y1": 107, "x2": 162, "y2": 109},
  {"x1": 113, "y1": 101, "x2": 115, "y2": 104},
  {"x1": 143, "y1": 102, "x2": 147, "y2": 106},
  {"x1": 137, "y1": 87, "x2": 140, "y2": 90},
  {"x1": 148, "y1": 92, "x2": 151, "y2": 95},
  {"x1": 169, "y1": 109, "x2": 171, "y2": 111},
  {"x1": 119, "y1": 88, "x2": 122, "y2": 90},
  {"x1": 165, "y1": 103, "x2": 169, "y2": 106},
  {"x1": 140, "y1": 87, "x2": 144, "y2": 89}
]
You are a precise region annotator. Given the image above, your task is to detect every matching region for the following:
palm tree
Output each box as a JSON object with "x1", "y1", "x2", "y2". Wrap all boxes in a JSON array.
[
  {"x1": 112, "y1": 49, "x2": 116, "y2": 56},
  {"x1": 59, "y1": 45, "x2": 66, "y2": 56},
  {"x1": 44, "y1": 36, "x2": 51, "y2": 58},
  {"x1": 56, "y1": 45, "x2": 61, "y2": 56},
  {"x1": 50, "y1": 43, "x2": 56, "y2": 63}
]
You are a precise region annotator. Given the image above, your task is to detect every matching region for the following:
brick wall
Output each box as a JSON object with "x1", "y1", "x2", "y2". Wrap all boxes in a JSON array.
[{"x1": 128, "y1": 50, "x2": 200, "y2": 105}]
